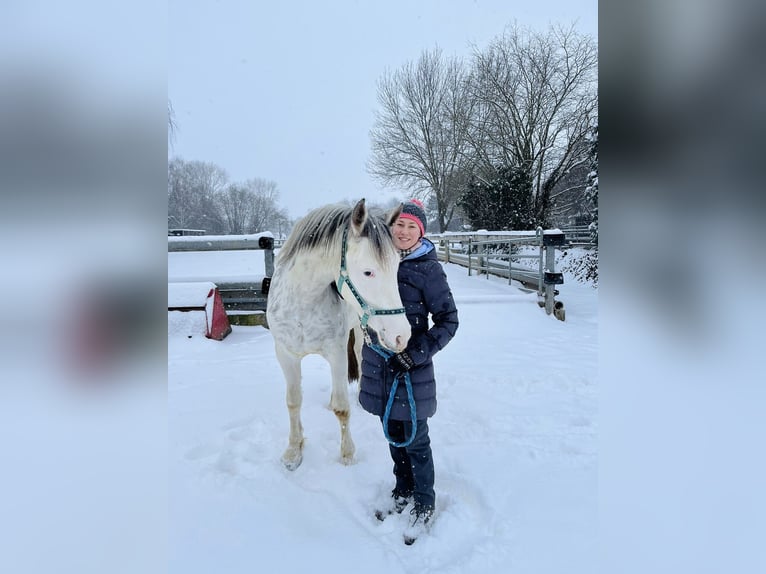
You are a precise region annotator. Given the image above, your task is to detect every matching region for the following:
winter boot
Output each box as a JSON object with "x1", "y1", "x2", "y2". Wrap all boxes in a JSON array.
[
  {"x1": 403, "y1": 503, "x2": 434, "y2": 545},
  {"x1": 374, "y1": 489, "x2": 412, "y2": 521}
]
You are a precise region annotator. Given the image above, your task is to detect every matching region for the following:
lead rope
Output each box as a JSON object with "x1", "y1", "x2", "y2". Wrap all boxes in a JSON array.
[{"x1": 368, "y1": 341, "x2": 418, "y2": 448}]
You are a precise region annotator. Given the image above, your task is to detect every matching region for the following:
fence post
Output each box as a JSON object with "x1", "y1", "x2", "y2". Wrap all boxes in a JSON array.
[
  {"x1": 476, "y1": 240, "x2": 484, "y2": 278},
  {"x1": 541, "y1": 231, "x2": 565, "y2": 316},
  {"x1": 544, "y1": 245, "x2": 556, "y2": 314},
  {"x1": 536, "y1": 227, "x2": 544, "y2": 295},
  {"x1": 259, "y1": 235, "x2": 275, "y2": 276},
  {"x1": 468, "y1": 237, "x2": 473, "y2": 276}
]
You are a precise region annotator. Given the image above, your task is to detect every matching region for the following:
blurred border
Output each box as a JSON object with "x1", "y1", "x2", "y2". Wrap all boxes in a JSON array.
[
  {"x1": 601, "y1": 1, "x2": 765, "y2": 572},
  {"x1": 0, "y1": 3, "x2": 167, "y2": 573}
]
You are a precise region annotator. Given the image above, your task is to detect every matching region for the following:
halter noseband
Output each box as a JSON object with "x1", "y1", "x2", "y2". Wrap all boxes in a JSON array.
[{"x1": 336, "y1": 225, "x2": 406, "y2": 331}]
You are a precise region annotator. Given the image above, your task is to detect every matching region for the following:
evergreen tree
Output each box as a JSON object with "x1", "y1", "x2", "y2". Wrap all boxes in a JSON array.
[
  {"x1": 585, "y1": 125, "x2": 598, "y2": 248},
  {"x1": 459, "y1": 165, "x2": 536, "y2": 230},
  {"x1": 562, "y1": 125, "x2": 598, "y2": 285}
]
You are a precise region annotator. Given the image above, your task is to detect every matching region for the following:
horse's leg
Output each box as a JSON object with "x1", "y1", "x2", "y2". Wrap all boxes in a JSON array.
[
  {"x1": 326, "y1": 343, "x2": 356, "y2": 465},
  {"x1": 275, "y1": 344, "x2": 304, "y2": 470},
  {"x1": 352, "y1": 325, "x2": 363, "y2": 378}
]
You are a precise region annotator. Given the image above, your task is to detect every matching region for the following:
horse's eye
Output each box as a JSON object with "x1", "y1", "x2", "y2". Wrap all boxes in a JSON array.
[{"x1": 363, "y1": 270, "x2": 375, "y2": 278}]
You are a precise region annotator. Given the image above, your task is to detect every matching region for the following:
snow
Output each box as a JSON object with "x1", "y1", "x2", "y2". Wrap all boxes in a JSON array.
[
  {"x1": 167, "y1": 282, "x2": 216, "y2": 308},
  {"x1": 169, "y1": 255, "x2": 597, "y2": 573},
  {"x1": 168, "y1": 233, "x2": 274, "y2": 284},
  {"x1": 168, "y1": 250, "x2": 268, "y2": 284},
  {"x1": 168, "y1": 309, "x2": 209, "y2": 339}
]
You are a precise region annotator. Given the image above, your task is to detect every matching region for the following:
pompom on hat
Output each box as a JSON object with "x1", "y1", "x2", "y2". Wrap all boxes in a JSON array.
[{"x1": 398, "y1": 199, "x2": 427, "y2": 237}]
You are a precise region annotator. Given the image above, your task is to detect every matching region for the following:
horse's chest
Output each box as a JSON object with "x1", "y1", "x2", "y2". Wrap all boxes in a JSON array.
[{"x1": 268, "y1": 276, "x2": 348, "y2": 351}]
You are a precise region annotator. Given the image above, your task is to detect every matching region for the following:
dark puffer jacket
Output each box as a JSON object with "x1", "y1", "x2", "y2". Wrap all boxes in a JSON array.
[{"x1": 359, "y1": 239, "x2": 459, "y2": 420}]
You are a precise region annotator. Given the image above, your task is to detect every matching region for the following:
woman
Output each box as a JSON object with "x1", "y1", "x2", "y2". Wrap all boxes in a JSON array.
[{"x1": 359, "y1": 199, "x2": 459, "y2": 544}]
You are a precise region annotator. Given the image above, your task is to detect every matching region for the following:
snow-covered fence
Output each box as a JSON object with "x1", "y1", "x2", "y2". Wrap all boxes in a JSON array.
[
  {"x1": 558, "y1": 225, "x2": 595, "y2": 247},
  {"x1": 168, "y1": 233, "x2": 275, "y2": 325},
  {"x1": 428, "y1": 229, "x2": 566, "y2": 320}
]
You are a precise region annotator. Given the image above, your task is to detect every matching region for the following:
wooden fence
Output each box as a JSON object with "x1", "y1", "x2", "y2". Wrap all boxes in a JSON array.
[
  {"x1": 427, "y1": 229, "x2": 567, "y2": 320},
  {"x1": 558, "y1": 225, "x2": 595, "y2": 247},
  {"x1": 168, "y1": 228, "x2": 570, "y2": 325},
  {"x1": 168, "y1": 233, "x2": 274, "y2": 325}
]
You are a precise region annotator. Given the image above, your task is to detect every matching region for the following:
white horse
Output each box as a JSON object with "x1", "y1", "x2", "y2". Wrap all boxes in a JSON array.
[{"x1": 267, "y1": 199, "x2": 411, "y2": 470}]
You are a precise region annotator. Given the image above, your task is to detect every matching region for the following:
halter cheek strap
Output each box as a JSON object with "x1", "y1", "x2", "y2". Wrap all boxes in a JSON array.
[{"x1": 336, "y1": 226, "x2": 405, "y2": 330}]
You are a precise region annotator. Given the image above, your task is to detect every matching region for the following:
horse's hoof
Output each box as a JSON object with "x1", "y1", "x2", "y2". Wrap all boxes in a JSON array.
[
  {"x1": 283, "y1": 459, "x2": 301, "y2": 471},
  {"x1": 340, "y1": 449, "x2": 355, "y2": 466},
  {"x1": 282, "y1": 448, "x2": 303, "y2": 471},
  {"x1": 282, "y1": 455, "x2": 302, "y2": 471}
]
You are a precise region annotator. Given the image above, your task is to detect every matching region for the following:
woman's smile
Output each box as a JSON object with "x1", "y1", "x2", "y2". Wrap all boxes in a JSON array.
[{"x1": 393, "y1": 218, "x2": 421, "y2": 251}]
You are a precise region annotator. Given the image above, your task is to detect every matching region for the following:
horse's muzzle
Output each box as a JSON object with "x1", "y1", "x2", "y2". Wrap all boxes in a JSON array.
[{"x1": 374, "y1": 319, "x2": 411, "y2": 354}]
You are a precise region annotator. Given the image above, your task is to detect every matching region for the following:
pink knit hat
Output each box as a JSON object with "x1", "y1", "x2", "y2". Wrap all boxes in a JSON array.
[{"x1": 398, "y1": 199, "x2": 427, "y2": 237}]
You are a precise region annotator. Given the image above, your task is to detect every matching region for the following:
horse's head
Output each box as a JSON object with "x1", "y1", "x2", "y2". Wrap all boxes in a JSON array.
[{"x1": 340, "y1": 199, "x2": 411, "y2": 353}]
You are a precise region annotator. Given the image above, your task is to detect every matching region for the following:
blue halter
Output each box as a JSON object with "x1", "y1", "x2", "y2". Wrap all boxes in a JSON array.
[{"x1": 335, "y1": 226, "x2": 406, "y2": 330}]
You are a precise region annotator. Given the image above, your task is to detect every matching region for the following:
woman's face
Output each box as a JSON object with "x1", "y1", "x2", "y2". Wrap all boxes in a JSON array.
[{"x1": 392, "y1": 217, "x2": 422, "y2": 251}]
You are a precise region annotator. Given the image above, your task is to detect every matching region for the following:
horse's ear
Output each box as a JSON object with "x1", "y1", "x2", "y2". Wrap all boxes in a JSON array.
[
  {"x1": 350, "y1": 198, "x2": 367, "y2": 236},
  {"x1": 386, "y1": 203, "x2": 403, "y2": 227}
]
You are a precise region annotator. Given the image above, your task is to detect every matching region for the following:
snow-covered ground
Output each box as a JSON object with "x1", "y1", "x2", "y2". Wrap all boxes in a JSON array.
[{"x1": 169, "y1": 255, "x2": 597, "y2": 573}]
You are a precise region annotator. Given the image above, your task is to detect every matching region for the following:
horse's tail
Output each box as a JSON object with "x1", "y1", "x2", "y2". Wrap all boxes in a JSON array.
[{"x1": 347, "y1": 328, "x2": 360, "y2": 383}]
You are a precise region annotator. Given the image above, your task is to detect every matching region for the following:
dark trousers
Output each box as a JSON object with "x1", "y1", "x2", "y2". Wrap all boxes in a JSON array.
[{"x1": 382, "y1": 418, "x2": 435, "y2": 508}]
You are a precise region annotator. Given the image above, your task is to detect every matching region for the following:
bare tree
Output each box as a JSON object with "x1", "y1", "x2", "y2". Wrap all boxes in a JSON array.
[
  {"x1": 468, "y1": 23, "x2": 597, "y2": 224},
  {"x1": 245, "y1": 178, "x2": 282, "y2": 233},
  {"x1": 368, "y1": 48, "x2": 475, "y2": 232},
  {"x1": 269, "y1": 210, "x2": 293, "y2": 239},
  {"x1": 168, "y1": 157, "x2": 228, "y2": 232},
  {"x1": 168, "y1": 100, "x2": 177, "y2": 147},
  {"x1": 218, "y1": 184, "x2": 254, "y2": 234},
  {"x1": 547, "y1": 139, "x2": 591, "y2": 226},
  {"x1": 217, "y1": 177, "x2": 292, "y2": 236},
  {"x1": 167, "y1": 158, "x2": 295, "y2": 236}
]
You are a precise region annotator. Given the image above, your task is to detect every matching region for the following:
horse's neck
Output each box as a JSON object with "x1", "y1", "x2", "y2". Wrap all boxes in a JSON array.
[{"x1": 283, "y1": 250, "x2": 339, "y2": 290}]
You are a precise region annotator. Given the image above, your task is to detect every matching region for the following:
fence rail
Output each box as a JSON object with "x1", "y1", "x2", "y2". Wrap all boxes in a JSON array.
[{"x1": 558, "y1": 225, "x2": 595, "y2": 247}]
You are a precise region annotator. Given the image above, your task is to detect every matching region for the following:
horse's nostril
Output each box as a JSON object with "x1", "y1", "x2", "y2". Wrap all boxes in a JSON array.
[{"x1": 395, "y1": 335, "x2": 403, "y2": 348}]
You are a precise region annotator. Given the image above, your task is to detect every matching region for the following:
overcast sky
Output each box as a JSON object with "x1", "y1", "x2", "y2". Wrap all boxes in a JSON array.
[{"x1": 168, "y1": 0, "x2": 597, "y2": 219}]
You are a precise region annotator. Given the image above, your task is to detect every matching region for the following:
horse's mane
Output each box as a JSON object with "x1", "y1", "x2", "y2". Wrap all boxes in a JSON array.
[{"x1": 277, "y1": 203, "x2": 396, "y2": 268}]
